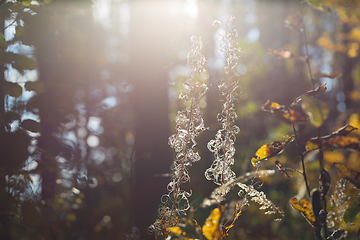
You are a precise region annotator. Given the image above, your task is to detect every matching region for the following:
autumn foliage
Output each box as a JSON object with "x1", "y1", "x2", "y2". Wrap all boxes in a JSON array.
[
  {"x1": 2, "y1": 0, "x2": 360, "y2": 240},
  {"x1": 149, "y1": 1, "x2": 360, "y2": 240}
]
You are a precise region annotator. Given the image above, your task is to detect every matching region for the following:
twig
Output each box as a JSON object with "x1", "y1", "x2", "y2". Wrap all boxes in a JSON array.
[
  {"x1": 4, "y1": 9, "x2": 33, "y2": 31},
  {"x1": 300, "y1": 5, "x2": 327, "y2": 239},
  {"x1": 291, "y1": 122, "x2": 311, "y2": 197}
]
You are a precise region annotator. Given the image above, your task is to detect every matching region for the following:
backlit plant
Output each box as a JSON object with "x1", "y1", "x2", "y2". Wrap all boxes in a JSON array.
[{"x1": 149, "y1": 2, "x2": 360, "y2": 239}]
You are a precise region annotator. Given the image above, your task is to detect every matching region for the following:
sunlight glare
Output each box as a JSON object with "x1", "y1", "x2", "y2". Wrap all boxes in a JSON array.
[
  {"x1": 87, "y1": 135, "x2": 100, "y2": 147},
  {"x1": 87, "y1": 116, "x2": 102, "y2": 132},
  {"x1": 92, "y1": 0, "x2": 111, "y2": 29},
  {"x1": 183, "y1": 0, "x2": 198, "y2": 19},
  {"x1": 119, "y1": 2, "x2": 131, "y2": 35},
  {"x1": 246, "y1": 27, "x2": 260, "y2": 43}
]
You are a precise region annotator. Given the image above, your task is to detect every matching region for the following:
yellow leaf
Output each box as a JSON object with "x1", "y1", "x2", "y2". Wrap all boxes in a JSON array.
[
  {"x1": 324, "y1": 150, "x2": 345, "y2": 164},
  {"x1": 317, "y1": 36, "x2": 334, "y2": 49},
  {"x1": 335, "y1": 124, "x2": 358, "y2": 136},
  {"x1": 306, "y1": 135, "x2": 359, "y2": 151},
  {"x1": 289, "y1": 198, "x2": 316, "y2": 226},
  {"x1": 168, "y1": 226, "x2": 185, "y2": 236},
  {"x1": 348, "y1": 42, "x2": 359, "y2": 58},
  {"x1": 251, "y1": 136, "x2": 294, "y2": 167},
  {"x1": 262, "y1": 100, "x2": 306, "y2": 123},
  {"x1": 305, "y1": 124, "x2": 358, "y2": 151},
  {"x1": 348, "y1": 114, "x2": 360, "y2": 135},
  {"x1": 329, "y1": 136, "x2": 359, "y2": 148},
  {"x1": 262, "y1": 100, "x2": 282, "y2": 110},
  {"x1": 350, "y1": 28, "x2": 360, "y2": 42},
  {"x1": 202, "y1": 207, "x2": 223, "y2": 240},
  {"x1": 334, "y1": 163, "x2": 360, "y2": 189}
]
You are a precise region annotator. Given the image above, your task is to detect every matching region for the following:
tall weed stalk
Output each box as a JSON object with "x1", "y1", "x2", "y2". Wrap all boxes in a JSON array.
[
  {"x1": 149, "y1": 36, "x2": 208, "y2": 236},
  {"x1": 149, "y1": 6, "x2": 360, "y2": 239}
]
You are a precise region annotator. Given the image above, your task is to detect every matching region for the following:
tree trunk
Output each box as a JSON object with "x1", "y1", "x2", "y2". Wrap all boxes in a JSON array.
[
  {"x1": 129, "y1": 1, "x2": 174, "y2": 238},
  {"x1": 0, "y1": 2, "x2": 11, "y2": 237},
  {"x1": 342, "y1": 23, "x2": 357, "y2": 109}
]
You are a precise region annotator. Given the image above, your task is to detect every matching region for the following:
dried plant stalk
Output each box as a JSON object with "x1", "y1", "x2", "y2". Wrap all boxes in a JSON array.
[
  {"x1": 205, "y1": 16, "x2": 241, "y2": 195},
  {"x1": 149, "y1": 36, "x2": 208, "y2": 235}
]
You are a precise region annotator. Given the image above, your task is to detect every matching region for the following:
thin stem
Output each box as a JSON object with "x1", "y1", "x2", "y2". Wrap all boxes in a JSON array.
[
  {"x1": 300, "y1": 6, "x2": 315, "y2": 90},
  {"x1": 301, "y1": 15, "x2": 326, "y2": 174},
  {"x1": 221, "y1": 77, "x2": 233, "y2": 186},
  {"x1": 301, "y1": 8, "x2": 328, "y2": 239},
  {"x1": 292, "y1": 123, "x2": 311, "y2": 197},
  {"x1": 4, "y1": 10, "x2": 32, "y2": 30},
  {"x1": 167, "y1": 75, "x2": 197, "y2": 225},
  {"x1": 301, "y1": 29, "x2": 315, "y2": 90},
  {"x1": 127, "y1": 135, "x2": 136, "y2": 231}
]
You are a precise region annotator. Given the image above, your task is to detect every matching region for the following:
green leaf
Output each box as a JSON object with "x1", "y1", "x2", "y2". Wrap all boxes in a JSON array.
[
  {"x1": 343, "y1": 202, "x2": 360, "y2": 223},
  {"x1": 12, "y1": 55, "x2": 36, "y2": 74},
  {"x1": 301, "y1": 96, "x2": 329, "y2": 128},
  {"x1": 25, "y1": 81, "x2": 45, "y2": 94},
  {"x1": 7, "y1": 2, "x2": 24, "y2": 12},
  {"x1": 21, "y1": 201, "x2": 42, "y2": 226},
  {"x1": 20, "y1": 119, "x2": 41, "y2": 133},
  {"x1": 4, "y1": 130, "x2": 31, "y2": 173},
  {"x1": 305, "y1": 0, "x2": 331, "y2": 12},
  {"x1": 2, "y1": 81, "x2": 23, "y2": 98},
  {"x1": 21, "y1": 0, "x2": 32, "y2": 6},
  {"x1": 0, "y1": 52, "x2": 18, "y2": 65},
  {"x1": 0, "y1": 33, "x2": 7, "y2": 50},
  {"x1": 20, "y1": 171, "x2": 33, "y2": 183},
  {"x1": 15, "y1": 25, "x2": 26, "y2": 37},
  {"x1": 3, "y1": 111, "x2": 21, "y2": 123}
]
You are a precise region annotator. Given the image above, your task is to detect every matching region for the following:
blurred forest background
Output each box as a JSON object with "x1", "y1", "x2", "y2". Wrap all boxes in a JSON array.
[{"x1": 1, "y1": 0, "x2": 360, "y2": 239}]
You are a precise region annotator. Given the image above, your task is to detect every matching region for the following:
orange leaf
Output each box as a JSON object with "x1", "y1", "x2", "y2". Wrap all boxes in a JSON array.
[
  {"x1": 289, "y1": 198, "x2": 316, "y2": 226},
  {"x1": 334, "y1": 163, "x2": 360, "y2": 189},
  {"x1": 251, "y1": 136, "x2": 294, "y2": 167}
]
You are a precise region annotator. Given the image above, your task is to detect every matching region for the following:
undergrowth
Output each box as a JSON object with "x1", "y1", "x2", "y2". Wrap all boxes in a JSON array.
[{"x1": 148, "y1": 4, "x2": 360, "y2": 240}]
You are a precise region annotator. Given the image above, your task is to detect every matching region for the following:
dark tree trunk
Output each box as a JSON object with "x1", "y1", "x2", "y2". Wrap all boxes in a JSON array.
[
  {"x1": 342, "y1": 23, "x2": 357, "y2": 109},
  {"x1": 28, "y1": 7, "x2": 60, "y2": 201},
  {"x1": 0, "y1": 6, "x2": 10, "y2": 238},
  {"x1": 129, "y1": 2, "x2": 174, "y2": 238}
]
